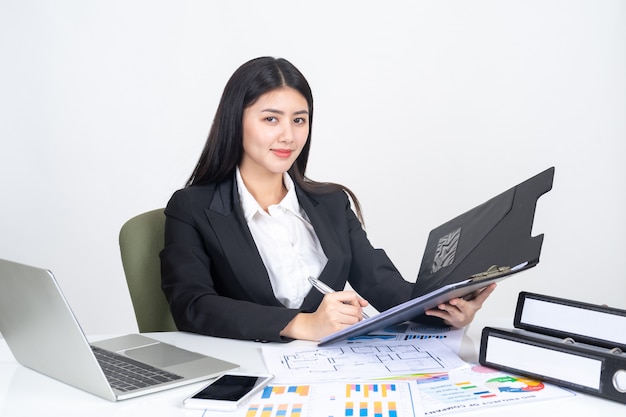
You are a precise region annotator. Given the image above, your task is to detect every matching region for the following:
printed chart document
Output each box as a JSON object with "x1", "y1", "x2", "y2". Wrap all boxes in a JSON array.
[
  {"x1": 381, "y1": 364, "x2": 575, "y2": 416},
  {"x1": 343, "y1": 323, "x2": 465, "y2": 354},
  {"x1": 261, "y1": 339, "x2": 467, "y2": 383},
  {"x1": 195, "y1": 380, "x2": 425, "y2": 417}
]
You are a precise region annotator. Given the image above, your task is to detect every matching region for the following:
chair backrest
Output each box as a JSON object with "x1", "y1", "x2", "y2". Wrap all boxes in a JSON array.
[{"x1": 119, "y1": 208, "x2": 177, "y2": 332}]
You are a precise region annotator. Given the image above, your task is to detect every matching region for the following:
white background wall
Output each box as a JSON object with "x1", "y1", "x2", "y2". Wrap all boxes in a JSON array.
[{"x1": 1, "y1": 0, "x2": 625, "y2": 335}]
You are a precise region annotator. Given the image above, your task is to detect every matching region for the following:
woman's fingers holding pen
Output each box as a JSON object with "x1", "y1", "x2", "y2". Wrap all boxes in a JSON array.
[
  {"x1": 312, "y1": 291, "x2": 369, "y2": 333},
  {"x1": 336, "y1": 290, "x2": 369, "y2": 315},
  {"x1": 282, "y1": 291, "x2": 370, "y2": 341},
  {"x1": 321, "y1": 291, "x2": 369, "y2": 321}
]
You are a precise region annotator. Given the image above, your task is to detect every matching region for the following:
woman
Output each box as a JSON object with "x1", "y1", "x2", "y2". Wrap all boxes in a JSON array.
[{"x1": 160, "y1": 57, "x2": 495, "y2": 342}]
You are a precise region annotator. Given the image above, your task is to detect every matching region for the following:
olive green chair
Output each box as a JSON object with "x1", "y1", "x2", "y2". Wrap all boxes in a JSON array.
[{"x1": 119, "y1": 208, "x2": 177, "y2": 332}]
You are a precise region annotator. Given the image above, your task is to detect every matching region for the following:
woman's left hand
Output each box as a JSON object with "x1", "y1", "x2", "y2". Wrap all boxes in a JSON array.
[{"x1": 423, "y1": 283, "x2": 497, "y2": 328}]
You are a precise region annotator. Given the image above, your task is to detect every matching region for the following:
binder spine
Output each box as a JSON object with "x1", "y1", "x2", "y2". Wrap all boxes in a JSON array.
[
  {"x1": 514, "y1": 292, "x2": 626, "y2": 351},
  {"x1": 479, "y1": 327, "x2": 626, "y2": 404}
]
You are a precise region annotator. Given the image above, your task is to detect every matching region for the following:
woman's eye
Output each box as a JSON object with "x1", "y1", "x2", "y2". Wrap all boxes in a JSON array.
[
  {"x1": 294, "y1": 117, "x2": 306, "y2": 124},
  {"x1": 265, "y1": 116, "x2": 278, "y2": 122}
]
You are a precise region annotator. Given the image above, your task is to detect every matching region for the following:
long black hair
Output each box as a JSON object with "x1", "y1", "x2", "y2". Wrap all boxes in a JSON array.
[{"x1": 186, "y1": 56, "x2": 363, "y2": 223}]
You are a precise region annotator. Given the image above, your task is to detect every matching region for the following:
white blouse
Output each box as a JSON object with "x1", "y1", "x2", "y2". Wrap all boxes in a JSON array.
[{"x1": 236, "y1": 168, "x2": 328, "y2": 308}]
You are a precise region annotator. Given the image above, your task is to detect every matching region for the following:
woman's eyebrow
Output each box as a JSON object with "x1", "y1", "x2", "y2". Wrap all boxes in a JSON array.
[{"x1": 260, "y1": 108, "x2": 309, "y2": 115}]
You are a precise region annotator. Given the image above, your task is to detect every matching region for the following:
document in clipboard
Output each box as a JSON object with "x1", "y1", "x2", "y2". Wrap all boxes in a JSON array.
[
  {"x1": 319, "y1": 262, "x2": 532, "y2": 346},
  {"x1": 319, "y1": 167, "x2": 555, "y2": 346}
]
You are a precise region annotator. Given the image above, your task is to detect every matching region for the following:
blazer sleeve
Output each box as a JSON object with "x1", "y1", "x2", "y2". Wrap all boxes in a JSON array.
[
  {"x1": 160, "y1": 188, "x2": 301, "y2": 342},
  {"x1": 326, "y1": 192, "x2": 416, "y2": 311},
  {"x1": 331, "y1": 193, "x2": 444, "y2": 324}
]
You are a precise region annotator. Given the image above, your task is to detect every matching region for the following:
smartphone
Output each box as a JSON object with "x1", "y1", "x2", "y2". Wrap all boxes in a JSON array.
[{"x1": 183, "y1": 372, "x2": 274, "y2": 411}]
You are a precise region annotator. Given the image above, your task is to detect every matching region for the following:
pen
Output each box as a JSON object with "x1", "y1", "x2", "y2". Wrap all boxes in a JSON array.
[{"x1": 307, "y1": 276, "x2": 370, "y2": 319}]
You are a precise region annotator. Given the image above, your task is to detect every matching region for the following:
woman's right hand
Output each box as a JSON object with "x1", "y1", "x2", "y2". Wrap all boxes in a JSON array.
[{"x1": 280, "y1": 291, "x2": 369, "y2": 341}]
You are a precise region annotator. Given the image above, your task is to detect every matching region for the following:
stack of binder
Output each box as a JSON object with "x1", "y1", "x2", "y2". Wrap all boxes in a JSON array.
[{"x1": 479, "y1": 291, "x2": 626, "y2": 404}]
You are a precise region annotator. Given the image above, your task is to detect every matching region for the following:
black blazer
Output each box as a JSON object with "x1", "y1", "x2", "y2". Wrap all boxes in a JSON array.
[{"x1": 160, "y1": 175, "x2": 414, "y2": 342}]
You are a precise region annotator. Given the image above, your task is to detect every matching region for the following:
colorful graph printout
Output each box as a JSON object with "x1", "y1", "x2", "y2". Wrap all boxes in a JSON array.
[
  {"x1": 387, "y1": 365, "x2": 575, "y2": 415},
  {"x1": 199, "y1": 381, "x2": 424, "y2": 417}
]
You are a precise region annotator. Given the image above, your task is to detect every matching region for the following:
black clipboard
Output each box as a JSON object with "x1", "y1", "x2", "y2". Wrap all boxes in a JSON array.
[
  {"x1": 319, "y1": 167, "x2": 555, "y2": 346},
  {"x1": 412, "y1": 167, "x2": 555, "y2": 297},
  {"x1": 319, "y1": 262, "x2": 532, "y2": 346}
]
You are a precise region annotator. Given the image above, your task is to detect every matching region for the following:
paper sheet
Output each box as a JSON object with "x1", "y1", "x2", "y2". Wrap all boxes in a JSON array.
[
  {"x1": 340, "y1": 322, "x2": 465, "y2": 354},
  {"x1": 380, "y1": 364, "x2": 576, "y2": 415},
  {"x1": 199, "y1": 380, "x2": 425, "y2": 417},
  {"x1": 261, "y1": 339, "x2": 468, "y2": 383}
]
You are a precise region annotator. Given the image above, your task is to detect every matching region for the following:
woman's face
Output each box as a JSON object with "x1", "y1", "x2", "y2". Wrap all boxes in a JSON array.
[{"x1": 240, "y1": 87, "x2": 309, "y2": 179}]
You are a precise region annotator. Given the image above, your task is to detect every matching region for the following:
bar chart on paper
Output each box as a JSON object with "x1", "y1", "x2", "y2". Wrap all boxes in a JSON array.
[
  {"x1": 343, "y1": 383, "x2": 402, "y2": 417},
  {"x1": 241, "y1": 381, "x2": 423, "y2": 417},
  {"x1": 245, "y1": 384, "x2": 309, "y2": 417}
]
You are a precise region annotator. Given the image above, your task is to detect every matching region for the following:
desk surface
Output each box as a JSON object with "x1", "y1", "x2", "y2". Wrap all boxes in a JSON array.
[{"x1": 0, "y1": 318, "x2": 623, "y2": 416}]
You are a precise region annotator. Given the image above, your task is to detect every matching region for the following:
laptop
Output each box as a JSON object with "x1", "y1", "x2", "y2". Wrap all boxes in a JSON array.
[
  {"x1": 0, "y1": 258, "x2": 239, "y2": 401},
  {"x1": 319, "y1": 167, "x2": 555, "y2": 346}
]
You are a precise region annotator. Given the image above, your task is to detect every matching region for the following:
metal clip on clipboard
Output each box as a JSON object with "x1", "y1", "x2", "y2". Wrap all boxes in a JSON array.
[
  {"x1": 469, "y1": 265, "x2": 512, "y2": 282},
  {"x1": 462, "y1": 262, "x2": 528, "y2": 300},
  {"x1": 469, "y1": 261, "x2": 530, "y2": 283}
]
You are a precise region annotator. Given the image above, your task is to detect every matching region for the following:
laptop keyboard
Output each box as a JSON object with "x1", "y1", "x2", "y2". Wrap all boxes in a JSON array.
[{"x1": 92, "y1": 346, "x2": 183, "y2": 392}]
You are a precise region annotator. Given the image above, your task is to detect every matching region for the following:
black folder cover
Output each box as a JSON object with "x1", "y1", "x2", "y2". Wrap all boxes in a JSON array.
[
  {"x1": 319, "y1": 167, "x2": 555, "y2": 346},
  {"x1": 413, "y1": 167, "x2": 555, "y2": 297}
]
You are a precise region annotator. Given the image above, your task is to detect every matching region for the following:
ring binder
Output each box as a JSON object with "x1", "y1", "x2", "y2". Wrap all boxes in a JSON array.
[
  {"x1": 480, "y1": 291, "x2": 626, "y2": 404},
  {"x1": 479, "y1": 327, "x2": 626, "y2": 404},
  {"x1": 514, "y1": 291, "x2": 626, "y2": 351}
]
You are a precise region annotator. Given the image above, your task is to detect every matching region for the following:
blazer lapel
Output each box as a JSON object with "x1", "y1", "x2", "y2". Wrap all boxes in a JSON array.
[
  {"x1": 204, "y1": 178, "x2": 281, "y2": 306},
  {"x1": 204, "y1": 178, "x2": 348, "y2": 310},
  {"x1": 296, "y1": 188, "x2": 346, "y2": 308}
]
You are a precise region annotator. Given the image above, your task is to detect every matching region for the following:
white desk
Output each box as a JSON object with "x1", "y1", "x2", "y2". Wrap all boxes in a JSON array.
[{"x1": 0, "y1": 318, "x2": 623, "y2": 416}]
